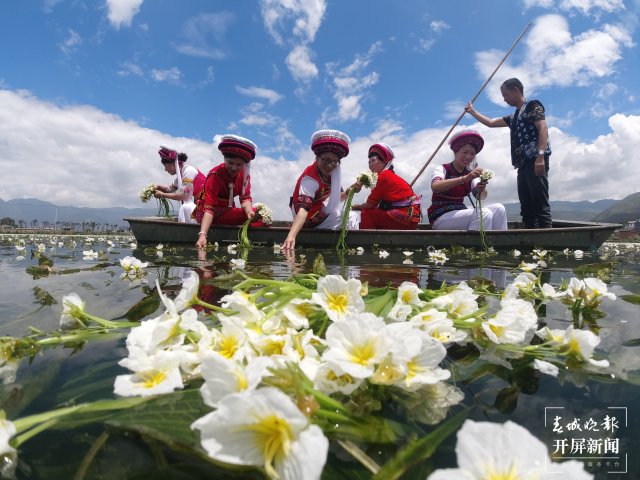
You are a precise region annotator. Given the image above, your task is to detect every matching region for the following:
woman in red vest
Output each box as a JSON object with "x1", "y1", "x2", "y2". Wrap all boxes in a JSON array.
[
  {"x1": 195, "y1": 135, "x2": 263, "y2": 249},
  {"x1": 350, "y1": 143, "x2": 421, "y2": 229},
  {"x1": 427, "y1": 130, "x2": 506, "y2": 231},
  {"x1": 284, "y1": 129, "x2": 357, "y2": 250}
]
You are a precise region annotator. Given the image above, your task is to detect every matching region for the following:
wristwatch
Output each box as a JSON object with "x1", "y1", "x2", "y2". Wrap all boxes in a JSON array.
[{"x1": 538, "y1": 149, "x2": 545, "y2": 156}]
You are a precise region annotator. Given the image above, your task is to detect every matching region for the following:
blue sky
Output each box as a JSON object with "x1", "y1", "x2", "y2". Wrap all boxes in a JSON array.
[{"x1": 1, "y1": 0, "x2": 639, "y2": 221}]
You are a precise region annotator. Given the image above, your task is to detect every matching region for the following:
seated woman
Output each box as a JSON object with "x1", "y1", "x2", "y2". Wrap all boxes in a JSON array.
[
  {"x1": 195, "y1": 134, "x2": 263, "y2": 249},
  {"x1": 350, "y1": 143, "x2": 421, "y2": 229},
  {"x1": 427, "y1": 130, "x2": 507, "y2": 231},
  {"x1": 283, "y1": 129, "x2": 359, "y2": 250},
  {"x1": 154, "y1": 147, "x2": 205, "y2": 223}
]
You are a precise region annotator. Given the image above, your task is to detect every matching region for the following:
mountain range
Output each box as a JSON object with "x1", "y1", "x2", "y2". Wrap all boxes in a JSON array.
[{"x1": 1, "y1": 194, "x2": 638, "y2": 230}]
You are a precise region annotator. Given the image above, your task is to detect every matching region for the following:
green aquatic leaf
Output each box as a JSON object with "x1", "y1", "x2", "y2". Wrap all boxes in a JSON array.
[
  {"x1": 372, "y1": 409, "x2": 468, "y2": 480},
  {"x1": 573, "y1": 262, "x2": 613, "y2": 281},
  {"x1": 620, "y1": 294, "x2": 640, "y2": 305},
  {"x1": 118, "y1": 291, "x2": 161, "y2": 321},
  {"x1": 312, "y1": 253, "x2": 328, "y2": 276},
  {"x1": 33, "y1": 286, "x2": 57, "y2": 306}
]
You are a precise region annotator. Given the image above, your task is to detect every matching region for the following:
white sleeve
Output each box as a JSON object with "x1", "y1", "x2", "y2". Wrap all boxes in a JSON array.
[
  {"x1": 298, "y1": 175, "x2": 320, "y2": 197},
  {"x1": 431, "y1": 165, "x2": 446, "y2": 183}
]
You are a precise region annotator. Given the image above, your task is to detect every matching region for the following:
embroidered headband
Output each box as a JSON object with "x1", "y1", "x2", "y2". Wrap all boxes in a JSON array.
[
  {"x1": 368, "y1": 143, "x2": 395, "y2": 163},
  {"x1": 311, "y1": 129, "x2": 351, "y2": 159},
  {"x1": 218, "y1": 134, "x2": 257, "y2": 162},
  {"x1": 449, "y1": 130, "x2": 484, "y2": 153}
]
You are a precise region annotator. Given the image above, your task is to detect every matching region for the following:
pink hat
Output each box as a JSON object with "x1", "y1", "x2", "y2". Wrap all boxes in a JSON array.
[
  {"x1": 368, "y1": 143, "x2": 395, "y2": 163},
  {"x1": 218, "y1": 134, "x2": 257, "y2": 162},
  {"x1": 158, "y1": 146, "x2": 178, "y2": 162},
  {"x1": 311, "y1": 129, "x2": 350, "y2": 159},
  {"x1": 449, "y1": 130, "x2": 484, "y2": 153}
]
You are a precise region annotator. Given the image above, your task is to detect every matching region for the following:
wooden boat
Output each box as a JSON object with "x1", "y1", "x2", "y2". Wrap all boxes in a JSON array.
[{"x1": 124, "y1": 216, "x2": 621, "y2": 250}]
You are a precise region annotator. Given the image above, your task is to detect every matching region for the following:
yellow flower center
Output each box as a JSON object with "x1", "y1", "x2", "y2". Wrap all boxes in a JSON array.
[
  {"x1": 326, "y1": 292, "x2": 348, "y2": 314},
  {"x1": 482, "y1": 462, "x2": 520, "y2": 480},
  {"x1": 243, "y1": 414, "x2": 293, "y2": 479},
  {"x1": 138, "y1": 370, "x2": 167, "y2": 389},
  {"x1": 295, "y1": 303, "x2": 314, "y2": 317},
  {"x1": 261, "y1": 339, "x2": 285, "y2": 356},
  {"x1": 401, "y1": 290, "x2": 413, "y2": 304},
  {"x1": 218, "y1": 335, "x2": 239, "y2": 359},
  {"x1": 489, "y1": 323, "x2": 505, "y2": 338},
  {"x1": 348, "y1": 339, "x2": 377, "y2": 366},
  {"x1": 235, "y1": 370, "x2": 249, "y2": 391}
]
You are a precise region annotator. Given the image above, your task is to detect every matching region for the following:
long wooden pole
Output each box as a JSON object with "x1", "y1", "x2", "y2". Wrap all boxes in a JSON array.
[{"x1": 409, "y1": 21, "x2": 532, "y2": 187}]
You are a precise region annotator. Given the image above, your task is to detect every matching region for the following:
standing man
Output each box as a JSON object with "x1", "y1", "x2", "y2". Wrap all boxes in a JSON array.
[{"x1": 466, "y1": 78, "x2": 552, "y2": 229}]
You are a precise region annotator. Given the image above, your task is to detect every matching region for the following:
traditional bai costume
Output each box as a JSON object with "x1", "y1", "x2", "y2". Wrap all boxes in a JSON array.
[
  {"x1": 359, "y1": 143, "x2": 421, "y2": 229},
  {"x1": 427, "y1": 130, "x2": 507, "y2": 231},
  {"x1": 290, "y1": 129, "x2": 359, "y2": 229},
  {"x1": 194, "y1": 135, "x2": 263, "y2": 226},
  {"x1": 158, "y1": 146, "x2": 205, "y2": 223}
]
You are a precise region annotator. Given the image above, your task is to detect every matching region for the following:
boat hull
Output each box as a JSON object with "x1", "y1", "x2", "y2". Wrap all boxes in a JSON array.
[{"x1": 124, "y1": 217, "x2": 620, "y2": 250}]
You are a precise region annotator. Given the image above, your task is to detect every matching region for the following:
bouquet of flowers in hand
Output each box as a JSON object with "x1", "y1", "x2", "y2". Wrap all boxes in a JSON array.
[
  {"x1": 140, "y1": 183, "x2": 172, "y2": 218},
  {"x1": 139, "y1": 183, "x2": 156, "y2": 203},
  {"x1": 239, "y1": 202, "x2": 272, "y2": 249},
  {"x1": 479, "y1": 169, "x2": 494, "y2": 184},
  {"x1": 253, "y1": 202, "x2": 273, "y2": 225},
  {"x1": 357, "y1": 170, "x2": 378, "y2": 189}
]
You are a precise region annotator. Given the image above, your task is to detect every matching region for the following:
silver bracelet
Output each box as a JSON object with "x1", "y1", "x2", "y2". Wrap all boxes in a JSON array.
[{"x1": 198, "y1": 231, "x2": 207, "y2": 236}]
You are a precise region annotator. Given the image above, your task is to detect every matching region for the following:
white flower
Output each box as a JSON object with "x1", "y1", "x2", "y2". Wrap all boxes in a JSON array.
[
  {"x1": 403, "y1": 250, "x2": 413, "y2": 256},
  {"x1": 421, "y1": 319, "x2": 468, "y2": 345},
  {"x1": 583, "y1": 277, "x2": 616, "y2": 306},
  {"x1": 518, "y1": 261, "x2": 540, "y2": 272},
  {"x1": 532, "y1": 249, "x2": 547, "y2": 260},
  {"x1": 282, "y1": 299, "x2": 316, "y2": 330},
  {"x1": 379, "y1": 249, "x2": 390, "y2": 258},
  {"x1": 311, "y1": 275, "x2": 365, "y2": 323},
  {"x1": 402, "y1": 258, "x2": 413, "y2": 264},
  {"x1": 574, "y1": 249, "x2": 584, "y2": 259},
  {"x1": 82, "y1": 249, "x2": 99, "y2": 259},
  {"x1": 511, "y1": 249, "x2": 521, "y2": 257},
  {"x1": 139, "y1": 183, "x2": 156, "y2": 202},
  {"x1": 114, "y1": 350, "x2": 184, "y2": 397},
  {"x1": 533, "y1": 359, "x2": 559, "y2": 377},
  {"x1": 479, "y1": 169, "x2": 494, "y2": 182},
  {"x1": 397, "y1": 282, "x2": 426, "y2": 307},
  {"x1": 191, "y1": 387, "x2": 328, "y2": 480},
  {"x1": 227, "y1": 243, "x2": 238, "y2": 254},
  {"x1": 156, "y1": 243, "x2": 164, "y2": 250},
  {"x1": 199, "y1": 353, "x2": 273, "y2": 407},
  {"x1": 322, "y1": 313, "x2": 388, "y2": 379},
  {"x1": 356, "y1": 170, "x2": 378, "y2": 188},
  {"x1": 60, "y1": 293, "x2": 86, "y2": 329},
  {"x1": 428, "y1": 249, "x2": 449, "y2": 265},
  {"x1": 356, "y1": 246, "x2": 364, "y2": 255},
  {"x1": 254, "y1": 202, "x2": 273, "y2": 225},
  {"x1": 230, "y1": 258, "x2": 245, "y2": 270},
  {"x1": 0, "y1": 414, "x2": 17, "y2": 467},
  {"x1": 427, "y1": 420, "x2": 592, "y2": 480}
]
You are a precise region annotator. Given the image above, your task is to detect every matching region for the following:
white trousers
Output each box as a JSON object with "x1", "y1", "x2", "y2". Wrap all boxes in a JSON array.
[
  {"x1": 432, "y1": 203, "x2": 507, "y2": 231},
  {"x1": 178, "y1": 202, "x2": 197, "y2": 223},
  {"x1": 291, "y1": 206, "x2": 360, "y2": 230}
]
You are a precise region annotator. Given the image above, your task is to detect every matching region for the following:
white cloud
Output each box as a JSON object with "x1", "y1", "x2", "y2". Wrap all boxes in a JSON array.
[
  {"x1": 285, "y1": 45, "x2": 318, "y2": 83},
  {"x1": 475, "y1": 15, "x2": 634, "y2": 105},
  {"x1": 117, "y1": 61, "x2": 144, "y2": 77},
  {"x1": 430, "y1": 20, "x2": 450, "y2": 33},
  {"x1": 174, "y1": 13, "x2": 233, "y2": 60},
  {"x1": 59, "y1": 29, "x2": 82, "y2": 56},
  {"x1": 106, "y1": 0, "x2": 144, "y2": 29},
  {"x1": 522, "y1": 0, "x2": 625, "y2": 13},
  {"x1": 150, "y1": 67, "x2": 181, "y2": 84},
  {"x1": 259, "y1": 0, "x2": 326, "y2": 45},
  {"x1": 595, "y1": 82, "x2": 619, "y2": 99},
  {"x1": 235, "y1": 86, "x2": 284, "y2": 105},
  {"x1": 325, "y1": 42, "x2": 382, "y2": 122},
  {"x1": 1, "y1": 89, "x2": 639, "y2": 221}
]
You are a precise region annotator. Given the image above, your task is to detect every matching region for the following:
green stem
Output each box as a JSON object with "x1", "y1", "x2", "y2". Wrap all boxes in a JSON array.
[{"x1": 336, "y1": 189, "x2": 356, "y2": 252}]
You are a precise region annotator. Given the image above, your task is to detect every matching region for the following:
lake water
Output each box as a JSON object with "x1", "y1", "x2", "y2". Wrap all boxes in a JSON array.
[{"x1": 1, "y1": 233, "x2": 639, "y2": 479}]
